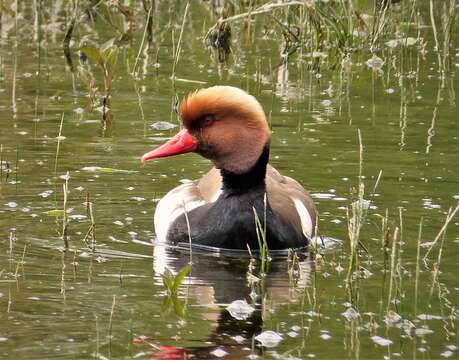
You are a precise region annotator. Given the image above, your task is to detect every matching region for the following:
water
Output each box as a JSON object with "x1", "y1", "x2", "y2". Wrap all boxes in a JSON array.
[{"x1": 0, "y1": 1, "x2": 458, "y2": 359}]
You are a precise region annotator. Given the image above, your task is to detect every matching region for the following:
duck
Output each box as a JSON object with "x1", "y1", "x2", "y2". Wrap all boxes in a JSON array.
[{"x1": 141, "y1": 86, "x2": 317, "y2": 250}]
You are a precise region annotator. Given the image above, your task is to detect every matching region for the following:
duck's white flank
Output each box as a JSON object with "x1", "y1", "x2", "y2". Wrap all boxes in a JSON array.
[
  {"x1": 292, "y1": 198, "x2": 313, "y2": 238},
  {"x1": 154, "y1": 182, "x2": 205, "y2": 243}
]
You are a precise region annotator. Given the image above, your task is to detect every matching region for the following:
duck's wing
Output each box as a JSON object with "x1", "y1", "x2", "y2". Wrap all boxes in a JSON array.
[
  {"x1": 266, "y1": 165, "x2": 317, "y2": 238},
  {"x1": 197, "y1": 167, "x2": 223, "y2": 202},
  {"x1": 154, "y1": 167, "x2": 223, "y2": 243}
]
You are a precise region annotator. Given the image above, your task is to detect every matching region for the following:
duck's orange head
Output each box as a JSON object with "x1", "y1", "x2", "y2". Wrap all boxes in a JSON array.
[{"x1": 141, "y1": 86, "x2": 271, "y2": 174}]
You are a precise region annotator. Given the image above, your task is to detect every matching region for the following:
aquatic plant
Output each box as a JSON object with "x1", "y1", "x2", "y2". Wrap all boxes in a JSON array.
[
  {"x1": 61, "y1": 172, "x2": 69, "y2": 250},
  {"x1": 253, "y1": 193, "x2": 270, "y2": 275},
  {"x1": 80, "y1": 42, "x2": 119, "y2": 117},
  {"x1": 161, "y1": 264, "x2": 191, "y2": 317},
  {"x1": 205, "y1": 13, "x2": 232, "y2": 63},
  {"x1": 53, "y1": 113, "x2": 65, "y2": 176},
  {"x1": 161, "y1": 264, "x2": 191, "y2": 297},
  {"x1": 77, "y1": 65, "x2": 98, "y2": 109},
  {"x1": 82, "y1": 192, "x2": 96, "y2": 251},
  {"x1": 171, "y1": 1, "x2": 190, "y2": 82}
]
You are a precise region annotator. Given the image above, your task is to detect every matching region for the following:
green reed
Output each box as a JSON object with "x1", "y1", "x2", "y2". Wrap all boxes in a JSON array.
[
  {"x1": 171, "y1": 1, "x2": 190, "y2": 81},
  {"x1": 252, "y1": 193, "x2": 270, "y2": 275},
  {"x1": 54, "y1": 113, "x2": 65, "y2": 177},
  {"x1": 61, "y1": 173, "x2": 69, "y2": 250},
  {"x1": 108, "y1": 294, "x2": 116, "y2": 358},
  {"x1": 80, "y1": 43, "x2": 119, "y2": 118}
]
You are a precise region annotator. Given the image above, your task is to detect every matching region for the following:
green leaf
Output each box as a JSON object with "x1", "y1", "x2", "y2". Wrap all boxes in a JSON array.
[
  {"x1": 172, "y1": 264, "x2": 191, "y2": 293},
  {"x1": 100, "y1": 38, "x2": 117, "y2": 54},
  {"x1": 162, "y1": 295, "x2": 173, "y2": 312},
  {"x1": 43, "y1": 209, "x2": 65, "y2": 217},
  {"x1": 81, "y1": 166, "x2": 136, "y2": 174},
  {"x1": 162, "y1": 268, "x2": 174, "y2": 292},
  {"x1": 172, "y1": 296, "x2": 185, "y2": 318},
  {"x1": 80, "y1": 46, "x2": 104, "y2": 67},
  {"x1": 125, "y1": 47, "x2": 135, "y2": 67},
  {"x1": 106, "y1": 47, "x2": 119, "y2": 79}
]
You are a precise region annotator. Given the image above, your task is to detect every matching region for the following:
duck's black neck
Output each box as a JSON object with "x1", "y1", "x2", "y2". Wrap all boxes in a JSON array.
[{"x1": 220, "y1": 145, "x2": 269, "y2": 194}]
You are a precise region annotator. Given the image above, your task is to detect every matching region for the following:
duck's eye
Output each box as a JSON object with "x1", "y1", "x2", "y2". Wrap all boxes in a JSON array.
[{"x1": 200, "y1": 115, "x2": 215, "y2": 127}]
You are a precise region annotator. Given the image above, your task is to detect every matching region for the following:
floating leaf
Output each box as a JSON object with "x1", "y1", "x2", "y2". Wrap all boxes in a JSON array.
[
  {"x1": 255, "y1": 331, "x2": 283, "y2": 348},
  {"x1": 150, "y1": 121, "x2": 177, "y2": 131},
  {"x1": 162, "y1": 267, "x2": 175, "y2": 293},
  {"x1": 106, "y1": 47, "x2": 119, "y2": 80},
  {"x1": 366, "y1": 55, "x2": 385, "y2": 70},
  {"x1": 342, "y1": 307, "x2": 360, "y2": 321},
  {"x1": 210, "y1": 348, "x2": 228, "y2": 358},
  {"x1": 174, "y1": 77, "x2": 207, "y2": 84},
  {"x1": 100, "y1": 38, "x2": 117, "y2": 54},
  {"x1": 227, "y1": 300, "x2": 255, "y2": 320},
  {"x1": 43, "y1": 209, "x2": 65, "y2": 217},
  {"x1": 371, "y1": 335, "x2": 393, "y2": 346},
  {"x1": 172, "y1": 264, "x2": 191, "y2": 293},
  {"x1": 417, "y1": 314, "x2": 443, "y2": 320},
  {"x1": 81, "y1": 166, "x2": 135, "y2": 174}
]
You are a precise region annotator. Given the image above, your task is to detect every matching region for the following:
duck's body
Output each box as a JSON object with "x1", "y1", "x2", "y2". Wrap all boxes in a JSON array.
[{"x1": 142, "y1": 86, "x2": 317, "y2": 250}]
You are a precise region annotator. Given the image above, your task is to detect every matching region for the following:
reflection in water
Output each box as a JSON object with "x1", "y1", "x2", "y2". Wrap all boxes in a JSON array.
[
  {"x1": 99, "y1": 109, "x2": 114, "y2": 138},
  {"x1": 150, "y1": 245, "x2": 313, "y2": 358}
]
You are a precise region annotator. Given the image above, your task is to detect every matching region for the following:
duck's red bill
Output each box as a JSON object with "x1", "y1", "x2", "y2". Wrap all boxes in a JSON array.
[{"x1": 141, "y1": 129, "x2": 197, "y2": 163}]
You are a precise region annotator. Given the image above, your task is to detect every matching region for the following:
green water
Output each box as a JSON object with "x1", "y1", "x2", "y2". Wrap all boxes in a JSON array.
[{"x1": 0, "y1": 1, "x2": 458, "y2": 359}]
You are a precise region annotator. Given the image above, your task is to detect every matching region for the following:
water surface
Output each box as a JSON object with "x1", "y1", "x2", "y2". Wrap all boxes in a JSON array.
[{"x1": 0, "y1": 1, "x2": 458, "y2": 359}]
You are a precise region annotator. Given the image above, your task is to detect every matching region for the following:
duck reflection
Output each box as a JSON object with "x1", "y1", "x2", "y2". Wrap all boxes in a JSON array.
[{"x1": 149, "y1": 244, "x2": 314, "y2": 359}]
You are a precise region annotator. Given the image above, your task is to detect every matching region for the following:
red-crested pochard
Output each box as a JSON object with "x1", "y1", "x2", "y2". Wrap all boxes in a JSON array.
[{"x1": 141, "y1": 86, "x2": 317, "y2": 250}]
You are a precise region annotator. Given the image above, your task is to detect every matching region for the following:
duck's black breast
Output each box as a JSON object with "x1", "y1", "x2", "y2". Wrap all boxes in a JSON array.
[
  {"x1": 166, "y1": 145, "x2": 309, "y2": 250},
  {"x1": 166, "y1": 186, "x2": 309, "y2": 250}
]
